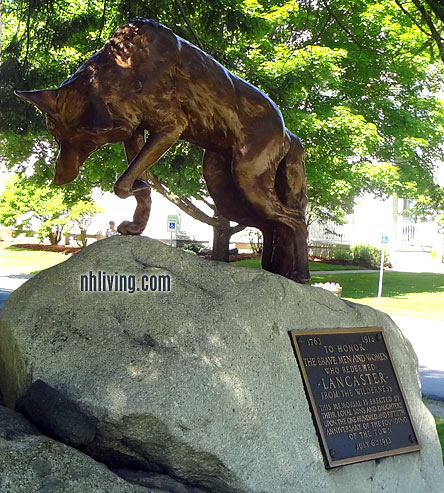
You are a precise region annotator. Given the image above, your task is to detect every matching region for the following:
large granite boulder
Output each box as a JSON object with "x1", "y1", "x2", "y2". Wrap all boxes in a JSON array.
[
  {"x1": 0, "y1": 235, "x2": 443, "y2": 492},
  {"x1": 0, "y1": 405, "x2": 157, "y2": 492}
]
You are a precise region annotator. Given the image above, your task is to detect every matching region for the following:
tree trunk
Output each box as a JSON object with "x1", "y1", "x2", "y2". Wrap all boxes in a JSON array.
[
  {"x1": 148, "y1": 173, "x2": 245, "y2": 261},
  {"x1": 48, "y1": 226, "x2": 63, "y2": 245},
  {"x1": 48, "y1": 232, "x2": 58, "y2": 245},
  {"x1": 78, "y1": 229, "x2": 88, "y2": 248},
  {"x1": 212, "y1": 214, "x2": 231, "y2": 262}
]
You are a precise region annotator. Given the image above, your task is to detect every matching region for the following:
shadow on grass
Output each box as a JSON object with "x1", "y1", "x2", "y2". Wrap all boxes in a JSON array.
[
  {"x1": 5, "y1": 245, "x2": 38, "y2": 252},
  {"x1": 310, "y1": 272, "x2": 444, "y2": 299},
  {"x1": 233, "y1": 257, "x2": 365, "y2": 272}
]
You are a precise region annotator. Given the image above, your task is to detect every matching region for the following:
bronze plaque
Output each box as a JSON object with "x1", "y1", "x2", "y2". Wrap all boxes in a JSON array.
[{"x1": 290, "y1": 327, "x2": 421, "y2": 468}]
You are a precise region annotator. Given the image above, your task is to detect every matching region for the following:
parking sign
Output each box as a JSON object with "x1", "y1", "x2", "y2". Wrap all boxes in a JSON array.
[{"x1": 167, "y1": 215, "x2": 179, "y2": 232}]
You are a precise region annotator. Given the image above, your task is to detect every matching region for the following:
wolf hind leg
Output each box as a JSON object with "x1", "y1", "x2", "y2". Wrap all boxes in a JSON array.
[
  {"x1": 231, "y1": 136, "x2": 304, "y2": 231},
  {"x1": 272, "y1": 132, "x2": 309, "y2": 282},
  {"x1": 202, "y1": 150, "x2": 275, "y2": 271}
]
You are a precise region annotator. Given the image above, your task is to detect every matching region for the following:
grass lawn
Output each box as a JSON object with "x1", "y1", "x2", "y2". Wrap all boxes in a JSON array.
[
  {"x1": 2, "y1": 242, "x2": 443, "y2": 320},
  {"x1": 435, "y1": 417, "x2": 444, "y2": 463},
  {"x1": 232, "y1": 257, "x2": 444, "y2": 320},
  {"x1": 0, "y1": 242, "x2": 70, "y2": 274},
  {"x1": 233, "y1": 257, "x2": 364, "y2": 271},
  {"x1": 310, "y1": 271, "x2": 444, "y2": 321}
]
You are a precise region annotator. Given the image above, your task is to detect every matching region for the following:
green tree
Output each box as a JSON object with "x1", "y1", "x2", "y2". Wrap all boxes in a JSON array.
[
  {"x1": 1, "y1": 0, "x2": 444, "y2": 244},
  {"x1": 0, "y1": 175, "x2": 100, "y2": 244},
  {"x1": 67, "y1": 200, "x2": 104, "y2": 247},
  {"x1": 393, "y1": 0, "x2": 444, "y2": 64}
]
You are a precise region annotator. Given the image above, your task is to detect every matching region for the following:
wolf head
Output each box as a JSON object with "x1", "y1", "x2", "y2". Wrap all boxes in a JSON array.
[{"x1": 15, "y1": 87, "x2": 130, "y2": 184}]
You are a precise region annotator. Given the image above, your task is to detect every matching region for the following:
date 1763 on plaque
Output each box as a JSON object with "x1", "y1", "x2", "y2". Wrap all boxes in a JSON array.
[{"x1": 290, "y1": 327, "x2": 421, "y2": 468}]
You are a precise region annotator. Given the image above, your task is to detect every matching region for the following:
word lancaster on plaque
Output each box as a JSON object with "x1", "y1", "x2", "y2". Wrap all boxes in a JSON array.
[{"x1": 290, "y1": 327, "x2": 421, "y2": 468}]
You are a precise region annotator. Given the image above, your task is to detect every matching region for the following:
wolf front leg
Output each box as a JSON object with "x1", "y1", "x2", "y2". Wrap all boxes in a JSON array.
[
  {"x1": 114, "y1": 124, "x2": 185, "y2": 200},
  {"x1": 117, "y1": 127, "x2": 152, "y2": 236}
]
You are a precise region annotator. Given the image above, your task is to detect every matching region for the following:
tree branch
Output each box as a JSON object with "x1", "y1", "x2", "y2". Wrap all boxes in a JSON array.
[
  {"x1": 393, "y1": 0, "x2": 433, "y2": 38},
  {"x1": 174, "y1": 0, "x2": 205, "y2": 51},
  {"x1": 200, "y1": 197, "x2": 216, "y2": 211},
  {"x1": 147, "y1": 172, "x2": 218, "y2": 226},
  {"x1": 230, "y1": 223, "x2": 246, "y2": 235},
  {"x1": 411, "y1": 0, "x2": 444, "y2": 63},
  {"x1": 23, "y1": 1, "x2": 31, "y2": 71},
  {"x1": 97, "y1": 0, "x2": 107, "y2": 46},
  {"x1": 424, "y1": 0, "x2": 444, "y2": 24},
  {"x1": 321, "y1": 0, "x2": 382, "y2": 54}
]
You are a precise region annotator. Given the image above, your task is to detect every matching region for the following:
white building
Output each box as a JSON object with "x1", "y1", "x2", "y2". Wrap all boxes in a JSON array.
[{"x1": 309, "y1": 194, "x2": 444, "y2": 272}]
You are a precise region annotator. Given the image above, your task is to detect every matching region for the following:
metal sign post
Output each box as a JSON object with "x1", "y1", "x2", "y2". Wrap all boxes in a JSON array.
[
  {"x1": 167, "y1": 215, "x2": 179, "y2": 247},
  {"x1": 377, "y1": 235, "x2": 389, "y2": 307}
]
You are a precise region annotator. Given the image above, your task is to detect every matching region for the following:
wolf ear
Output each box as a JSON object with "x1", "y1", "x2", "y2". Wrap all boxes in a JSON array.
[
  {"x1": 81, "y1": 96, "x2": 113, "y2": 131},
  {"x1": 14, "y1": 89, "x2": 58, "y2": 115}
]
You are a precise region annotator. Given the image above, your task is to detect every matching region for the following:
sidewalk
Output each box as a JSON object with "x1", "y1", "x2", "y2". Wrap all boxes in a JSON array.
[
  {"x1": 392, "y1": 315, "x2": 444, "y2": 402},
  {"x1": 0, "y1": 272, "x2": 33, "y2": 292},
  {"x1": 0, "y1": 272, "x2": 34, "y2": 310}
]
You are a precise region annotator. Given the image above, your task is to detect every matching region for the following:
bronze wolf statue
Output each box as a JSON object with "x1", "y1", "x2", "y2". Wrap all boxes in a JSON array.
[{"x1": 15, "y1": 18, "x2": 309, "y2": 282}]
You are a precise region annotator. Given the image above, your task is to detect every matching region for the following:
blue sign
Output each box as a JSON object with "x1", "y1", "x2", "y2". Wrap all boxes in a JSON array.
[
  {"x1": 169, "y1": 222, "x2": 176, "y2": 230},
  {"x1": 381, "y1": 235, "x2": 389, "y2": 244}
]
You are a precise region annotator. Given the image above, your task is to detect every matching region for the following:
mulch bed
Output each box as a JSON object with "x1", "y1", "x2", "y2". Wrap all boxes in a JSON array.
[
  {"x1": 229, "y1": 253, "x2": 260, "y2": 262},
  {"x1": 10, "y1": 244, "x2": 82, "y2": 255},
  {"x1": 197, "y1": 252, "x2": 261, "y2": 262}
]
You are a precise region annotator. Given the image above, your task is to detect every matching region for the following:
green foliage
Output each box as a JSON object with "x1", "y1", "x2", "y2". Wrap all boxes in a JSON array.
[
  {"x1": 247, "y1": 228, "x2": 263, "y2": 254},
  {"x1": 182, "y1": 242, "x2": 205, "y2": 253},
  {"x1": 1, "y1": 0, "x2": 444, "y2": 224},
  {"x1": 0, "y1": 175, "x2": 100, "y2": 244},
  {"x1": 331, "y1": 246, "x2": 352, "y2": 263},
  {"x1": 68, "y1": 200, "x2": 104, "y2": 247},
  {"x1": 402, "y1": 184, "x2": 444, "y2": 224},
  {"x1": 351, "y1": 243, "x2": 389, "y2": 269}
]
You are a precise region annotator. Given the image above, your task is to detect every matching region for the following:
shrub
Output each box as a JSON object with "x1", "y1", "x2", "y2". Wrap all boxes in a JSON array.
[
  {"x1": 331, "y1": 247, "x2": 352, "y2": 263},
  {"x1": 182, "y1": 243, "x2": 205, "y2": 253},
  {"x1": 351, "y1": 244, "x2": 389, "y2": 269},
  {"x1": 247, "y1": 228, "x2": 263, "y2": 254}
]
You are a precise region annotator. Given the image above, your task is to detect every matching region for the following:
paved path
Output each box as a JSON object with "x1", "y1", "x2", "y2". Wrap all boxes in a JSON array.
[
  {"x1": 0, "y1": 272, "x2": 33, "y2": 310},
  {"x1": 0, "y1": 291, "x2": 10, "y2": 311},
  {"x1": 392, "y1": 316, "x2": 444, "y2": 402},
  {"x1": 0, "y1": 272, "x2": 33, "y2": 292}
]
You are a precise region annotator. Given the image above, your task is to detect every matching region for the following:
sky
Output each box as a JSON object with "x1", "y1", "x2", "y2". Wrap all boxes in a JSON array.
[{"x1": 89, "y1": 189, "x2": 215, "y2": 242}]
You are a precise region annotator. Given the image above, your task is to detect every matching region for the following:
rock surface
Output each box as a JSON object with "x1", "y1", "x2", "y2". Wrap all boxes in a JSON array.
[
  {"x1": 0, "y1": 235, "x2": 443, "y2": 492},
  {"x1": 0, "y1": 405, "x2": 159, "y2": 492},
  {"x1": 16, "y1": 378, "x2": 96, "y2": 447}
]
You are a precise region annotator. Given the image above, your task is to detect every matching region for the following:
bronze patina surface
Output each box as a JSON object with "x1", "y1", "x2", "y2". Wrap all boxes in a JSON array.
[
  {"x1": 290, "y1": 327, "x2": 421, "y2": 468},
  {"x1": 15, "y1": 18, "x2": 309, "y2": 282}
]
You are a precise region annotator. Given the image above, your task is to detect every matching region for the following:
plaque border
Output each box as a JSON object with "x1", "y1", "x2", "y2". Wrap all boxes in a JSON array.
[{"x1": 290, "y1": 327, "x2": 422, "y2": 468}]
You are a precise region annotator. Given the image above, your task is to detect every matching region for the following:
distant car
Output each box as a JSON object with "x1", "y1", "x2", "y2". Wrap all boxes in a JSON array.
[{"x1": 0, "y1": 291, "x2": 11, "y2": 311}]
